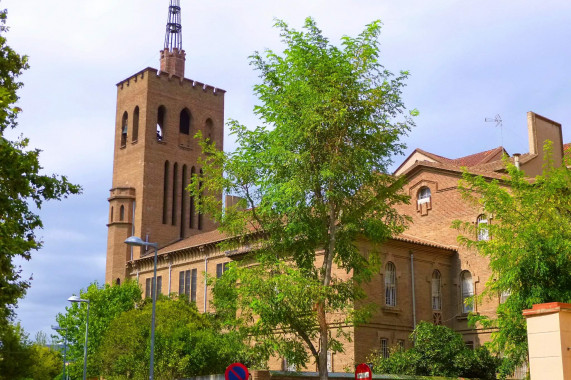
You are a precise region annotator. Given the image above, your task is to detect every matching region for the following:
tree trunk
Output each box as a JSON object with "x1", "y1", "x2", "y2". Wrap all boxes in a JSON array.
[{"x1": 317, "y1": 302, "x2": 328, "y2": 380}]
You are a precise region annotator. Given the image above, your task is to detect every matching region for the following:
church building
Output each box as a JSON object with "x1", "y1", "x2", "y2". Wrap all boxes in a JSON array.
[{"x1": 104, "y1": 0, "x2": 570, "y2": 373}]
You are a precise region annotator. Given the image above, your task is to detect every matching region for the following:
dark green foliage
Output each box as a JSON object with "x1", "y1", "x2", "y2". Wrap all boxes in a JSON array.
[
  {"x1": 367, "y1": 322, "x2": 501, "y2": 380},
  {"x1": 192, "y1": 17, "x2": 416, "y2": 378},
  {"x1": 453, "y1": 143, "x2": 571, "y2": 376},
  {"x1": 0, "y1": 322, "x2": 62, "y2": 380},
  {"x1": 0, "y1": 5, "x2": 81, "y2": 329}
]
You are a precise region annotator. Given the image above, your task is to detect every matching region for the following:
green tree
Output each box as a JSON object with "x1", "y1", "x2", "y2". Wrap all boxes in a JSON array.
[
  {"x1": 0, "y1": 6, "x2": 81, "y2": 329},
  {"x1": 55, "y1": 280, "x2": 142, "y2": 379},
  {"x1": 453, "y1": 143, "x2": 571, "y2": 377},
  {"x1": 27, "y1": 343, "x2": 62, "y2": 380},
  {"x1": 99, "y1": 296, "x2": 251, "y2": 379},
  {"x1": 0, "y1": 322, "x2": 33, "y2": 380},
  {"x1": 367, "y1": 321, "x2": 501, "y2": 380},
  {"x1": 193, "y1": 18, "x2": 415, "y2": 379}
]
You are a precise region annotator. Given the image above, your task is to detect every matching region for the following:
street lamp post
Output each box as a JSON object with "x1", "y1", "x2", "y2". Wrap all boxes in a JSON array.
[
  {"x1": 51, "y1": 325, "x2": 68, "y2": 380},
  {"x1": 67, "y1": 296, "x2": 90, "y2": 380},
  {"x1": 125, "y1": 235, "x2": 159, "y2": 380}
]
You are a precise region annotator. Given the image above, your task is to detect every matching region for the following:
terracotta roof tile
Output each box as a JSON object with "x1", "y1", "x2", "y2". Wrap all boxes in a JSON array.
[{"x1": 449, "y1": 146, "x2": 506, "y2": 167}]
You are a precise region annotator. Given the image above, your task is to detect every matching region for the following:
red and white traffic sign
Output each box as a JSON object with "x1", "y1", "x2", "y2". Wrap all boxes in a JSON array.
[
  {"x1": 355, "y1": 363, "x2": 372, "y2": 380},
  {"x1": 225, "y1": 363, "x2": 249, "y2": 380}
]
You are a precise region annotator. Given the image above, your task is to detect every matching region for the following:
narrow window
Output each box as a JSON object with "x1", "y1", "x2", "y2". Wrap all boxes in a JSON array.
[
  {"x1": 179, "y1": 108, "x2": 191, "y2": 135},
  {"x1": 432, "y1": 270, "x2": 442, "y2": 311},
  {"x1": 184, "y1": 270, "x2": 191, "y2": 300},
  {"x1": 172, "y1": 163, "x2": 178, "y2": 225},
  {"x1": 121, "y1": 111, "x2": 128, "y2": 147},
  {"x1": 380, "y1": 338, "x2": 389, "y2": 359},
  {"x1": 385, "y1": 262, "x2": 396, "y2": 307},
  {"x1": 178, "y1": 271, "x2": 184, "y2": 296},
  {"x1": 156, "y1": 276, "x2": 162, "y2": 296},
  {"x1": 189, "y1": 166, "x2": 195, "y2": 228},
  {"x1": 417, "y1": 186, "x2": 431, "y2": 205},
  {"x1": 191, "y1": 268, "x2": 197, "y2": 302},
  {"x1": 162, "y1": 161, "x2": 170, "y2": 224},
  {"x1": 461, "y1": 270, "x2": 474, "y2": 313},
  {"x1": 216, "y1": 262, "x2": 229, "y2": 278},
  {"x1": 157, "y1": 106, "x2": 166, "y2": 141},
  {"x1": 205, "y1": 118, "x2": 213, "y2": 143},
  {"x1": 198, "y1": 169, "x2": 204, "y2": 230},
  {"x1": 477, "y1": 214, "x2": 489, "y2": 241},
  {"x1": 180, "y1": 165, "x2": 187, "y2": 238},
  {"x1": 327, "y1": 351, "x2": 332, "y2": 372},
  {"x1": 119, "y1": 205, "x2": 125, "y2": 221},
  {"x1": 115, "y1": 278, "x2": 121, "y2": 286},
  {"x1": 397, "y1": 340, "x2": 405, "y2": 352},
  {"x1": 132, "y1": 106, "x2": 139, "y2": 142},
  {"x1": 145, "y1": 278, "x2": 151, "y2": 298},
  {"x1": 110, "y1": 206, "x2": 114, "y2": 223}
]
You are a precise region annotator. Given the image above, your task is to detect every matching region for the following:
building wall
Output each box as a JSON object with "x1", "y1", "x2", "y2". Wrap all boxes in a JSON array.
[{"x1": 394, "y1": 167, "x2": 499, "y2": 345}]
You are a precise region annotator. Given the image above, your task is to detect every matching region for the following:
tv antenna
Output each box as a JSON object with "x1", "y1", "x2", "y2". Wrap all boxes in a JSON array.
[{"x1": 485, "y1": 114, "x2": 503, "y2": 146}]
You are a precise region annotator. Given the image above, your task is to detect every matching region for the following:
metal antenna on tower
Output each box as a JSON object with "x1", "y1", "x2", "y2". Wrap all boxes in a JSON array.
[
  {"x1": 164, "y1": 0, "x2": 182, "y2": 50},
  {"x1": 485, "y1": 114, "x2": 503, "y2": 146}
]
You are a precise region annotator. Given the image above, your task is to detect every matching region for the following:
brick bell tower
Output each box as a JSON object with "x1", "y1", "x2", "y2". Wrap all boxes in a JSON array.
[{"x1": 105, "y1": 0, "x2": 225, "y2": 285}]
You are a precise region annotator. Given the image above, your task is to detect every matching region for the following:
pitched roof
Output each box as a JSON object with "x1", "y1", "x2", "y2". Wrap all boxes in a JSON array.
[{"x1": 449, "y1": 146, "x2": 507, "y2": 167}]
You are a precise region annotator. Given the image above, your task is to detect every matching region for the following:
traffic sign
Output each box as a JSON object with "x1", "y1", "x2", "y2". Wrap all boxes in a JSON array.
[
  {"x1": 355, "y1": 363, "x2": 372, "y2": 380},
  {"x1": 225, "y1": 363, "x2": 249, "y2": 380}
]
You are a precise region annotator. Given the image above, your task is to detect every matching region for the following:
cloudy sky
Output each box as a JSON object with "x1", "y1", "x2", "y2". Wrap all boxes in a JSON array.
[{"x1": 4, "y1": 0, "x2": 571, "y2": 339}]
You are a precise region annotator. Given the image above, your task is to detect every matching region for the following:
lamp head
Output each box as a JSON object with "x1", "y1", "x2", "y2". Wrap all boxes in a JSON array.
[
  {"x1": 67, "y1": 295, "x2": 89, "y2": 303},
  {"x1": 125, "y1": 236, "x2": 158, "y2": 248}
]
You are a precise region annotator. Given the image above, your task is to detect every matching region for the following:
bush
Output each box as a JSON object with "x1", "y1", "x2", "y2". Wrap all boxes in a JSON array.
[{"x1": 367, "y1": 322, "x2": 502, "y2": 380}]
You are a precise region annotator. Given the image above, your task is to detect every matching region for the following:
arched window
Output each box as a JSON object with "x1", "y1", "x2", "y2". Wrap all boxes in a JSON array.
[
  {"x1": 198, "y1": 168, "x2": 204, "y2": 230},
  {"x1": 189, "y1": 166, "x2": 195, "y2": 228},
  {"x1": 179, "y1": 108, "x2": 191, "y2": 135},
  {"x1": 477, "y1": 214, "x2": 489, "y2": 241},
  {"x1": 116, "y1": 278, "x2": 121, "y2": 286},
  {"x1": 132, "y1": 106, "x2": 139, "y2": 142},
  {"x1": 205, "y1": 118, "x2": 213, "y2": 143},
  {"x1": 417, "y1": 186, "x2": 431, "y2": 204},
  {"x1": 172, "y1": 163, "x2": 178, "y2": 225},
  {"x1": 461, "y1": 270, "x2": 474, "y2": 313},
  {"x1": 110, "y1": 206, "x2": 114, "y2": 223},
  {"x1": 431, "y1": 270, "x2": 442, "y2": 310},
  {"x1": 157, "y1": 106, "x2": 166, "y2": 141},
  {"x1": 119, "y1": 205, "x2": 125, "y2": 221},
  {"x1": 385, "y1": 262, "x2": 396, "y2": 307},
  {"x1": 121, "y1": 111, "x2": 128, "y2": 147},
  {"x1": 180, "y1": 164, "x2": 187, "y2": 237},
  {"x1": 162, "y1": 161, "x2": 169, "y2": 224}
]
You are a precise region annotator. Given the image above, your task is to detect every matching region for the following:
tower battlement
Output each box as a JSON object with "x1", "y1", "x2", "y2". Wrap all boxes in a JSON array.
[{"x1": 116, "y1": 67, "x2": 226, "y2": 96}]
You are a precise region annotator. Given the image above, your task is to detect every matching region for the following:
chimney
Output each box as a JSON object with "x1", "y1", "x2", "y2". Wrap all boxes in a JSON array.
[
  {"x1": 513, "y1": 153, "x2": 521, "y2": 170},
  {"x1": 160, "y1": 0, "x2": 186, "y2": 78}
]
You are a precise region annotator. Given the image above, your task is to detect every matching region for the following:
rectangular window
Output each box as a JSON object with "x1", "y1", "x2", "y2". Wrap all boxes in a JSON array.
[
  {"x1": 145, "y1": 278, "x2": 151, "y2": 299},
  {"x1": 283, "y1": 358, "x2": 296, "y2": 372},
  {"x1": 184, "y1": 270, "x2": 191, "y2": 299},
  {"x1": 216, "y1": 262, "x2": 229, "y2": 278},
  {"x1": 465, "y1": 341, "x2": 474, "y2": 350},
  {"x1": 179, "y1": 271, "x2": 184, "y2": 296},
  {"x1": 156, "y1": 276, "x2": 162, "y2": 296},
  {"x1": 327, "y1": 351, "x2": 332, "y2": 372},
  {"x1": 380, "y1": 338, "x2": 389, "y2": 359},
  {"x1": 191, "y1": 268, "x2": 197, "y2": 302},
  {"x1": 397, "y1": 340, "x2": 405, "y2": 352}
]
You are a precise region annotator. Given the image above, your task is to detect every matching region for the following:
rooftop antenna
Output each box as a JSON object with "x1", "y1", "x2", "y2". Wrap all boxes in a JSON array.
[
  {"x1": 164, "y1": 0, "x2": 182, "y2": 51},
  {"x1": 485, "y1": 114, "x2": 503, "y2": 147}
]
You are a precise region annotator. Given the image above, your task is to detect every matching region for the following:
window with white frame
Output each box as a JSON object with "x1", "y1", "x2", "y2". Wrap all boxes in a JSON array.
[
  {"x1": 283, "y1": 358, "x2": 296, "y2": 372},
  {"x1": 380, "y1": 338, "x2": 389, "y2": 359},
  {"x1": 327, "y1": 350, "x2": 332, "y2": 372},
  {"x1": 461, "y1": 270, "x2": 474, "y2": 313},
  {"x1": 477, "y1": 214, "x2": 489, "y2": 241},
  {"x1": 431, "y1": 270, "x2": 442, "y2": 311},
  {"x1": 417, "y1": 186, "x2": 431, "y2": 204},
  {"x1": 500, "y1": 289, "x2": 510, "y2": 304},
  {"x1": 385, "y1": 262, "x2": 397, "y2": 307}
]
